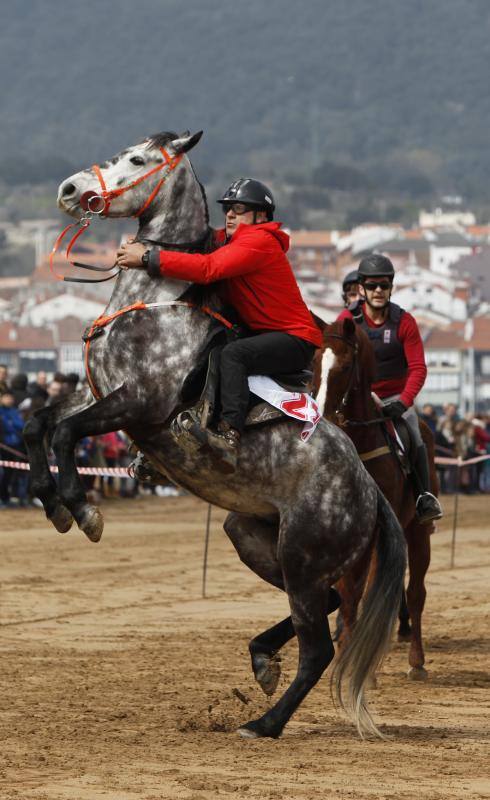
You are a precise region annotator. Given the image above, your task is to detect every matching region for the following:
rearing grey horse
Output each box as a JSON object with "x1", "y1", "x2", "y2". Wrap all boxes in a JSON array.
[{"x1": 24, "y1": 130, "x2": 406, "y2": 739}]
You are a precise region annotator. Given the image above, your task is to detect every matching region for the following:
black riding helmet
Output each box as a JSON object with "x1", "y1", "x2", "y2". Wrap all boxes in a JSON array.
[
  {"x1": 217, "y1": 178, "x2": 275, "y2": 220},
  {"x1": 342, "y1": 270, "x2": 359, "y2": 291},
  {"x1": 358, "y1": 254, "x2": 395, "y2": 280}
]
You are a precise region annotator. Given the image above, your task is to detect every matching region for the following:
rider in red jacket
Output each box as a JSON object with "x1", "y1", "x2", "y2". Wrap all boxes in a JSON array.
[{"x1": 117, "y1": 179, "x2": 321, "y2": 472}]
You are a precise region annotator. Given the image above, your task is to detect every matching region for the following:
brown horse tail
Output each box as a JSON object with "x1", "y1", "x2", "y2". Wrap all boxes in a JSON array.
[{"x1": 331, "y1": 487, "x2": 407, "y2": 738}]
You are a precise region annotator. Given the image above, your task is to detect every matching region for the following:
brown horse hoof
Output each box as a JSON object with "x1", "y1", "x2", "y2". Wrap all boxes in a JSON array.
[
  {"x1": 407, "y1": 666, "x2": 428, "y2": 681},
  {"x1": 48, "y1": 504, "x2": 74, "y2": 534},
  {"x1": 397, "y1": 632, "x2": 412, "y2": 643},
  {"x1": 254, "y1": 654, "x2": 281, "y2": 697},
  {"x1": 79, "y1": 505, "x2": 104, "y2": 542}
]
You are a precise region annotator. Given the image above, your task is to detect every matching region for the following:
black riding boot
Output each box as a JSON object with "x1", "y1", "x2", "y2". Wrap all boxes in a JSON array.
[{"x1": 411, "y1": 444, "x2": 443, "y2": 523}]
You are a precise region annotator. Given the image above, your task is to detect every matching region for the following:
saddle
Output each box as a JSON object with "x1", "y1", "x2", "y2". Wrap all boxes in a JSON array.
[
  {"x1": 179, "y1": 344, "x2": 313, "y2": 432},
  {"x1": 371, "y1": 394, "x2": 413, "y2": 473}
]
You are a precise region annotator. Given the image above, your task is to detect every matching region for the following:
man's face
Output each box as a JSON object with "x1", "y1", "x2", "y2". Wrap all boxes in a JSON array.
[
  {"x1": 344, "y1": 284, "x2": 360, "y2": 305},
  {"x1": 359, "y1": 277, "x2": 393, "y2": 310},
  {"x1": 47, "y1": 381, "x2": 63, "y2": 399},
  {"x1": 37, "y1": 371, "x2": 47, "y2": 387},
  {"x1": 1, "y1": 392, "x2": 14, "y2": 407},
  {"x1": 222, "y1": 203, "x2": 267, "y2": 237}
]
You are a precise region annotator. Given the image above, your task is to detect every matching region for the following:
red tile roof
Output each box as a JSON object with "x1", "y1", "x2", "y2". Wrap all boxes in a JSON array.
[
  {"x1": 425, "y1": 318, "x2": 490, "y2": 351},
  {"x1": 0, "y1": 322, "x2": 55, "y2": 350}
]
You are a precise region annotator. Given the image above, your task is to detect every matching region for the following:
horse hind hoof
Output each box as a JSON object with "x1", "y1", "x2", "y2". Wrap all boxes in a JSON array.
[
  {"x1": 79, "y1": 505, "x2": 104, "y2": 542},
  {"x1": 237, "y1": 726, "x2": 261, "y2": 739},
  {"x1": 48, "y1": 504, "x2": 74, "y2": 534},
  {"x1": 237, "y1": 718, "x2": 281, "y2": 739},
  {"x1": 407, "y1": 666, "x2": 428, "y2": 681},
  {"x1": 253, "y1": 653, "x2": 281, "y2": 697}
]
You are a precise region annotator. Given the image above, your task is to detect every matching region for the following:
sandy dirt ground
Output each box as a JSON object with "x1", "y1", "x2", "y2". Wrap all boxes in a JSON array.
[{"x1": 1, "y1": 492, "x2": 489, "y2": 800}]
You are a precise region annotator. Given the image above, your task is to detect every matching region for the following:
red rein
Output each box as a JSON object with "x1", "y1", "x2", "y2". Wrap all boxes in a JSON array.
[{"x1": 49, "y1": 147, "x2": 183, "y2": 281}]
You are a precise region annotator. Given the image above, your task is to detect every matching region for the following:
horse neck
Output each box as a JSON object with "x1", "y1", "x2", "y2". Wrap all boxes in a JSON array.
[
  {"x1": 137, "y1": 158, "x2": 209, "y2": 246},
  {"x1": 105, "y1": 160, "x2": 210, "y2": 312},
  {"x1": 326, "y1": 360, "x2": 381, "y2": 449}
]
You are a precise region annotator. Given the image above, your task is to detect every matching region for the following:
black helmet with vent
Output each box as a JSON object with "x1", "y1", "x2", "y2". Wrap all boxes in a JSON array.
[
  {"x1": 218, "y1": 178, "x2": 275, "y2": 219},
  {"x1": 358, "y1": 254, "x2": 395, "y2": 280}
]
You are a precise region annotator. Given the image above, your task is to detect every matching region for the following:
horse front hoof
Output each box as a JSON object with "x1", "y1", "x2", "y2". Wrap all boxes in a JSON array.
[
  {"x1": 397, "y1": 631, "x2": 412, "y2": 643},
  {"x1": 407, "y1": 666, "x2": 428, "y2": 681},
  {"x1": 253, "y1": 653, "x2": 281, "y2": 697},
  {"x1": 79, "y1": 505, "x2": 104, "y2": 542},
  {"x1": 48, "y1": 504, "x2": 74, "y2": 534}
]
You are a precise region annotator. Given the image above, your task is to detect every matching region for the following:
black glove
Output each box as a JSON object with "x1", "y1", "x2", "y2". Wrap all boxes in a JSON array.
[{"x1": 382, "y1": 400, "x2": 407, "y2": 419}]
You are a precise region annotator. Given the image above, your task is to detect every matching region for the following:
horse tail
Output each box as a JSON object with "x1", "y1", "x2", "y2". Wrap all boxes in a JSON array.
[{"x1": 332, "y1": 487, "x2": 406, "y2": 738}]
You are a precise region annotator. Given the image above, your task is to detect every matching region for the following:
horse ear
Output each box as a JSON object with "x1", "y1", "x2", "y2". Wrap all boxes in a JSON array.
[
  {"x1": 343, "y1": 317, "x2": 356, "y2": 340},
  {"x1": 170, "y1": 131, "x2": 203, "y2": 154}
]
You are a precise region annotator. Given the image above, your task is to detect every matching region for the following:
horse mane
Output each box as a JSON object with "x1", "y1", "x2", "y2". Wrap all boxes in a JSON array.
[
  {"x1": 355, "y1": 324, "x2": 377, "y2": 386},
  {"x1": 144, "y1": 131, "x2": 178, "y2": 149}
]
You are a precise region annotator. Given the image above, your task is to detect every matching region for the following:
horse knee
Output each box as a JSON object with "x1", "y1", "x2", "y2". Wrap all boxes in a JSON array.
[
  {"x1": 23, "y1": 414, "x2": 45, "y2": 445},
  {"x1": 51, "y1": 420, "x2": 75, "y2": 455}
]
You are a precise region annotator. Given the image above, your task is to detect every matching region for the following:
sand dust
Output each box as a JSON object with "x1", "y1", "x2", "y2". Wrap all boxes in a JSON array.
[{"x1": 1, "y1": 493, "x2": 488, "y2": 799}]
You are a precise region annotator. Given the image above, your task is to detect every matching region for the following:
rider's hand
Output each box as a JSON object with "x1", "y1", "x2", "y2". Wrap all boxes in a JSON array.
[
  {"x1": 382, "y1": 400, "x2": 407, "y2": 419},
  {"x1": 116, "y1": 242, "x2": 146, "y2": 269}
]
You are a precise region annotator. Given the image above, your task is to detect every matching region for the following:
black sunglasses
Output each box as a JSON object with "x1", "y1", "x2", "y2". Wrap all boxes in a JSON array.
[
  {"x1": 363, "y1": 280, "x2": 392, "y2": 291},
  {"x1": 222, "y1": 202, "x2": 253, "y2": 216}
]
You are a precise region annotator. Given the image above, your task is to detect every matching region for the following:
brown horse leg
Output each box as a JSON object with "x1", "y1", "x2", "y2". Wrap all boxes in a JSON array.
[{"x1": 404, "y1": 519, "x2": 431, "y2": 680}]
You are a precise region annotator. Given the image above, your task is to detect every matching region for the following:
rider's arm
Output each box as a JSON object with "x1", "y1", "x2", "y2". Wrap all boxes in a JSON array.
[
  {"x1": 398, "y1": 313, "x2": 427, "y2": 408},
  {"x1": 147, "y1": 230, "x2": 271, "y2": 284}
]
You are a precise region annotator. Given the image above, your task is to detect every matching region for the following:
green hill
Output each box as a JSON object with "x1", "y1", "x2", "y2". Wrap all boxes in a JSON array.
[{"x1": 1, "y1": 0, "x2": 490, "y2": 227}]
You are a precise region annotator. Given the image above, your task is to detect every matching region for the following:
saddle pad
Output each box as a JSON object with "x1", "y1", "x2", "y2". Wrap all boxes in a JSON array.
[{"x1": 248, "y1": 375, "x2": 321, "y2": 442}]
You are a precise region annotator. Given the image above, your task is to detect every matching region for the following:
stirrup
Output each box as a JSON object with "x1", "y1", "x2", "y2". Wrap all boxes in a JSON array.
[{"x1": 128, "y1": 451, "x2": 165, "y2": 484}]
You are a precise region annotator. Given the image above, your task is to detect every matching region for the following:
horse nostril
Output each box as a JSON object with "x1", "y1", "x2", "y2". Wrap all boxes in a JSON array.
[{"x1": 62, "y1": 182, "x2": 76, "y2": 198}]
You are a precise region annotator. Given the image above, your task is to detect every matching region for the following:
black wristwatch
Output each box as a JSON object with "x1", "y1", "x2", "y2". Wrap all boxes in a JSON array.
[{"x1": 141, "y1": 249, "x2": 151, "y2": 268}]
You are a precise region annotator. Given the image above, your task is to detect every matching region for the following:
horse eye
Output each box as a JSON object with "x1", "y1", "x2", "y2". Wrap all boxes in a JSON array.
[{"x1": 130, "y1": 156, "x2": 145, "y2": 166}]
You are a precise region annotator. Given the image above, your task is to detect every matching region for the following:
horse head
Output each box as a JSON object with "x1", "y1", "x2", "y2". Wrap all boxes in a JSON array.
[
  {"x1": 322, "y1": 318, "x2": 376, "y2": 421},
  {"x1": 57, "y1": 130, "x2": 208, "y2": 243}
]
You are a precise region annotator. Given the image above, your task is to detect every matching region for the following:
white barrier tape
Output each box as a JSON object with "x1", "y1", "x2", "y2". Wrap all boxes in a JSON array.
[
  {"x1": 1, "y1": 454, "x2": 489, "y2": 476},
  {"x1": 0, "y1": 460, "x2": 130, "y2": 477},
  {"x1": 435, "y1": 454, "x2": 490, "y2": 467}
]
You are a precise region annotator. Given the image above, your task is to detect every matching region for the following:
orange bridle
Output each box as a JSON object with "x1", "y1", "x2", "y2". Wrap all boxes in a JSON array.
[
  {"x1": 50, "y1": 146, "x2": 183, "y2": 282},
  {"x1": 87, "y1": 146, "x2": 183, "y2": 217}
]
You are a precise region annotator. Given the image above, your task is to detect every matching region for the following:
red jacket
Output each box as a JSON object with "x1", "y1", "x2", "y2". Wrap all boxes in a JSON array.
[
  {"x1": 337, "y1": 306, "x2": 427, "y2": 407},
  {"x1": 154, "y1": 222, "x2": 322, "y2": 347}
]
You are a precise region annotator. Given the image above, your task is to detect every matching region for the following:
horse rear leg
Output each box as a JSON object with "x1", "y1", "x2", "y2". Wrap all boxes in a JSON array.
[
  {"x1": 224, "y1": 511, "x2": 339, "y2": 698},
  {"x1": 224, "y1": 512, "x2": 286, "y2": 695},
  {"x1": 405, "y1": 519, "x2": 431, "y2": 680},
  {"x1": 239, "y1": 581, "x2": 334, "y2": 739}
]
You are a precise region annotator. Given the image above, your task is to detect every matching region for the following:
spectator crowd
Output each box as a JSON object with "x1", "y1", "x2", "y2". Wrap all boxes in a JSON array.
[{"x1": 1, "y1": 363, "x2": 489, "y2": 508}]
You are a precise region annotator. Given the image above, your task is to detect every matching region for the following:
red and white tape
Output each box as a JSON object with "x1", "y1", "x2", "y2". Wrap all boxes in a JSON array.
[
  {"x1": 0, "y1": 460, "x2": 130, "y2": 477},
  {"x1": 0, "y1": 454, "x2": 489, "y2": 476}
]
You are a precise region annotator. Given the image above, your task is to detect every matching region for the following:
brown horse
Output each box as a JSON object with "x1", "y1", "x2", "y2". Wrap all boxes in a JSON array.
[{"x1": 322, "y1": 317, "x2": 437, "y2": 680}]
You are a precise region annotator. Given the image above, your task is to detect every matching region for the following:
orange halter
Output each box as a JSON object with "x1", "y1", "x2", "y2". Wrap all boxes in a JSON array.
[
  {"x1": 87, "y1": 146, "x2": 183, "y2": 217},
  {"x1": 49, "y1": 147, "x2": 183, "y2": 282}
]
